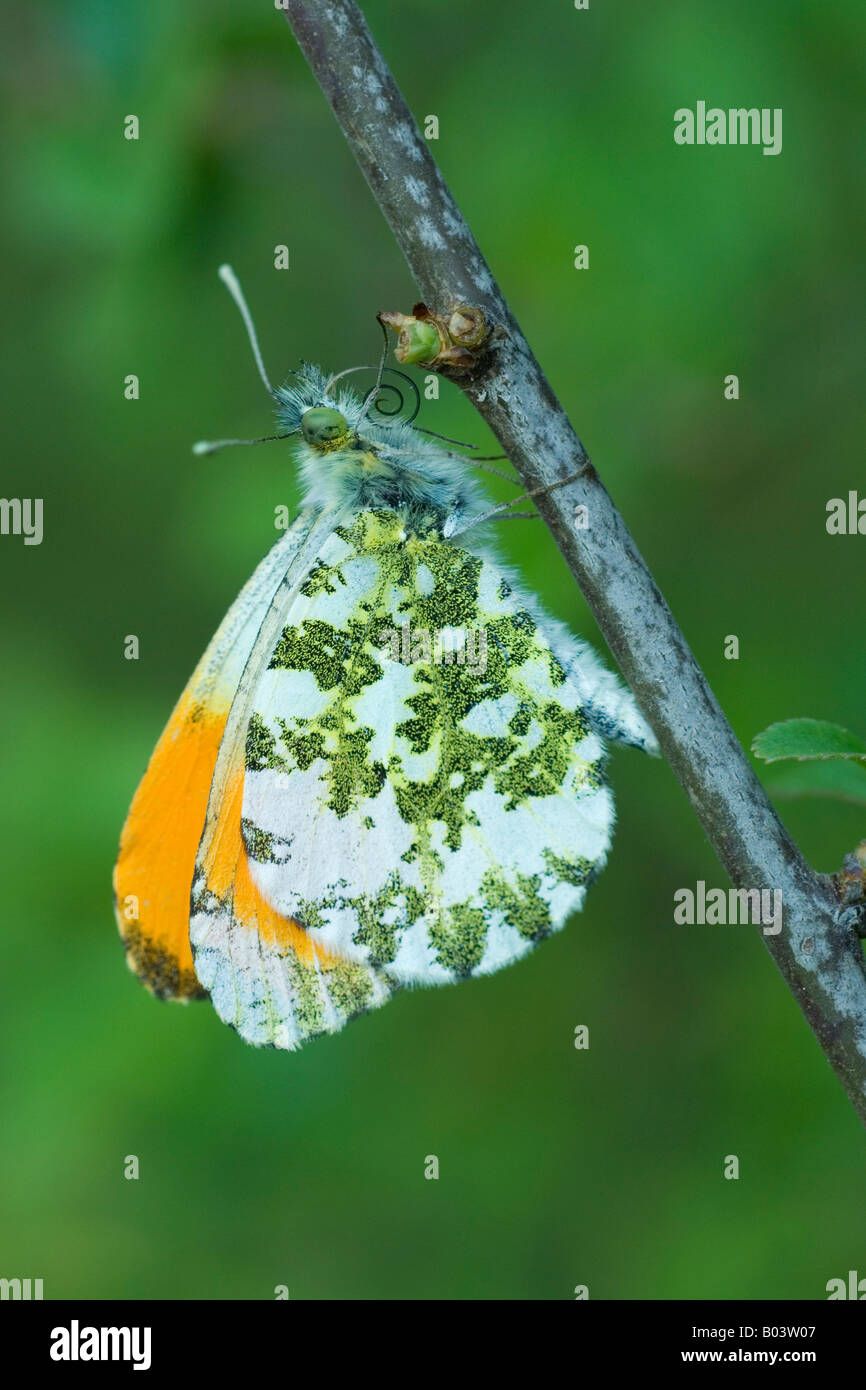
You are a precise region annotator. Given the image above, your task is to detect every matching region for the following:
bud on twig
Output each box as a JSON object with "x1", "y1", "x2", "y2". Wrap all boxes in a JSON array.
[{"x1": 378, "y1": 302, "x2": 493, "y2": 372}]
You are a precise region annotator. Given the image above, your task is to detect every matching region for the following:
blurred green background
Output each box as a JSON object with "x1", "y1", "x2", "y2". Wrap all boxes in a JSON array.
[{"x1": 1, "y1": 0, "x2": 864, "y2": 1300}]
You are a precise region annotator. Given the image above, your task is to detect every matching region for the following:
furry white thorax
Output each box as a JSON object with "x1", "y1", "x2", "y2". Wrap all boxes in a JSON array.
[
  {"x1": 274, "y1": 364, "x2": 485, "y2": 531},
  {"x1": 273, "y1": 363, "x2": 658, "y2": 756}
]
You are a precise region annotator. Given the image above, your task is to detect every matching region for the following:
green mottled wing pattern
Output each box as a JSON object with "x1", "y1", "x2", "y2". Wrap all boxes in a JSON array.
[{"x1": 240, "y1": 510, "x2": 614, "y2": 988}]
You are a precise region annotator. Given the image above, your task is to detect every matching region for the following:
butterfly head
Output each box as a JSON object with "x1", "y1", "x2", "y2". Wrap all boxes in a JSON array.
[
  {"x1": 300, "y1": 406, "x2": 351, "y2": 451},
  {"x1": 196, "y1": 267, "x2": 486, "y2": 526}
]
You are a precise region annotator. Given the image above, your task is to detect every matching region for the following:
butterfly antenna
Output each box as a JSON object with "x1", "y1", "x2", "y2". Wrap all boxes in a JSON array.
[
  {"x1": 217, "y1": 264, "x2": 276, "y2": 397},
  {"x1": 192, "y1": 431, "x2": 298, "y2": 457}
]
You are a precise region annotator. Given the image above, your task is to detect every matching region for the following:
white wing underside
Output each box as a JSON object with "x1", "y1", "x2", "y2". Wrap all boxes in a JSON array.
[{"x1": 189, "y1": 510, "x2": 632, "y2": 1046}]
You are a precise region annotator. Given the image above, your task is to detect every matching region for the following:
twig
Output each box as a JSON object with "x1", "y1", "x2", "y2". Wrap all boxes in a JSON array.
[{"x1": 279, "y1": 1, "x2": 866, "y2": 1124}]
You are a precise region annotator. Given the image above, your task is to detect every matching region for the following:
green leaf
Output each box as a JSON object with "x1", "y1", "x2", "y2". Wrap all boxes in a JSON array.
[
  {"x1": 752, "y1": 718, "x2": 866, "y2": 764},
  {"x1": 765, "y1": 759, "x2": 866, "y2": 807}
]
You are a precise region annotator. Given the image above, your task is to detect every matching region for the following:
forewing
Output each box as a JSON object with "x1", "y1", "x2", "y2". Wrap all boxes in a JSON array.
[
  {"x1": 113, "y1": 512, "x2": 315, "y2": 999},
  {"x1": 190, "y1": 507, "x2": 396, "y2": 1048}
]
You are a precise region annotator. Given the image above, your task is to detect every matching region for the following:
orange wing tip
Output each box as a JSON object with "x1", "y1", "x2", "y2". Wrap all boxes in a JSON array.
[
  {"x1": 120, "y1": 919, "x2": 209, "y2": 1003},
  {"x1": 113, "y1": 692, "x2": 231, "y2": 1004}
]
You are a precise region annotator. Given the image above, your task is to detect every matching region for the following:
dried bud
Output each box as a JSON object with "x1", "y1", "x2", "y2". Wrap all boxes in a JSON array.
[
  {"x1": 378, "y1": 302, "x2": 493, "y2": 373},
  {"x1": 447, "y1": 305, "x2": 487, "y2": 348},
  {"x1": 836, "y1": 841, "x2": 866, "y2": 905}
]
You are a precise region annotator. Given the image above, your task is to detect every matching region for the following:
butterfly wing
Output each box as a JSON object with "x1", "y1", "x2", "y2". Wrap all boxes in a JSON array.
[
  {"x1": 194, "y1": 509, "x2": 615, "y2": 1045},
  {"x1": 190, "y1": 507, "x2": 396, "y2": 1048},
  {"x1": 113, "y1": 511, "x2": 316, "y2": 1000}
]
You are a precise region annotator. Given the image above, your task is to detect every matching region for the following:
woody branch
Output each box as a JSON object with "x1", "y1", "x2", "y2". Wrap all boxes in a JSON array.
[{"x1": 279, "y1": 0, "x2": 866, "y2": 1124}]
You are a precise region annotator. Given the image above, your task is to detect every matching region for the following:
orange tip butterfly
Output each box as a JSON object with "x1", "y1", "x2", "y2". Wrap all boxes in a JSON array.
[{"x1": 113, "y1": 266, "x2": 658, "y2": 1049}]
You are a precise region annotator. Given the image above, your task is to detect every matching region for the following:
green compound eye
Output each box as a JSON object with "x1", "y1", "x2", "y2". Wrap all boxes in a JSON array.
[{"x1": 301, "y1": 407, "x2": 348, "y2": 445}]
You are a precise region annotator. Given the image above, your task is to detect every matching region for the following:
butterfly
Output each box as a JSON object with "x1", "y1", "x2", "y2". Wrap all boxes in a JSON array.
[{"x1": 113, "y1": 266, "x2": 658, "y2": 1049}]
